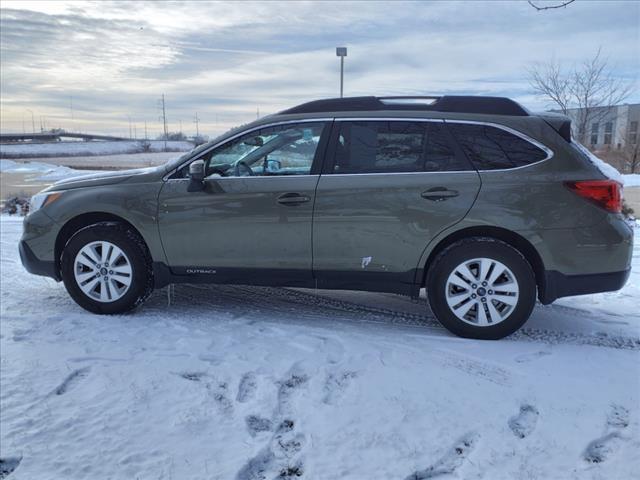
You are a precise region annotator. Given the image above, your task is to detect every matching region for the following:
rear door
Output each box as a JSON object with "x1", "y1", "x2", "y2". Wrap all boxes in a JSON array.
[{"x1": 312, "y1": 119, "x2": 481, "y2": 289}]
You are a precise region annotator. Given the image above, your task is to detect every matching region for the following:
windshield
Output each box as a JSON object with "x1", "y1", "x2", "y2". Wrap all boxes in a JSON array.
[{"x1": 163, "y1": 122, "x2": 253, "y2": 171}]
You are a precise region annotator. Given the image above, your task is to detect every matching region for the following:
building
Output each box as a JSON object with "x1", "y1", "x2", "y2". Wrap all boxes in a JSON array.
[{"x1": 559, "y1": 103, "x2": 639, "y2": 151}]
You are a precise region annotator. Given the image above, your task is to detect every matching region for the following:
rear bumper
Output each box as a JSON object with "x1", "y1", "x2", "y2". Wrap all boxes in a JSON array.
[
  {"x1": 19, "y1": 240, "x2": 60, "y2": 281},
  {"x1": 539, "y1": 268, "x2": 631, "y2": 304}
]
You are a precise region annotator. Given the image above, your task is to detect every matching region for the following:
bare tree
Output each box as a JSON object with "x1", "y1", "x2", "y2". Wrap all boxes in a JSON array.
[
  {"x1": 529, "y1": 49, "x2": 633, "y2": 144},
  {"x1": 528, "y1": 0, "x2": 575, "y2": 11},
  {"x1": 620, "y1": 132, "x2": 639, "y2": 174}
]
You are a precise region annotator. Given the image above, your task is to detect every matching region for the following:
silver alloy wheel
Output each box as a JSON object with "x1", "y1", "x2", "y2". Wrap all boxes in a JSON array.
[
  {"x1": 73, "y1": 241, "x2": 132, "y2": 303},
  {"x1": 445, "y1": 257, "x2": 519, "y2": 326}
]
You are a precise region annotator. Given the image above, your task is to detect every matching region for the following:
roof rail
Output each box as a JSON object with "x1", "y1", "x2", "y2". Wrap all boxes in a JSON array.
[{"x1": 280, "y1": 95, "x2": 530, "y2": 116}]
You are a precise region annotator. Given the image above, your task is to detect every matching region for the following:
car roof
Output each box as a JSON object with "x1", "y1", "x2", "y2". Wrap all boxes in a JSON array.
[{"x1": 279, "y1": 96, "x2": 530, "y2": 116}]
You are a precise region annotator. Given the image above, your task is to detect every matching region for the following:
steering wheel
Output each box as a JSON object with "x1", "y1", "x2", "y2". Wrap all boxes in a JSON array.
[{"x1": 234, "y1": 161, "x2": 254, "y2": 177}]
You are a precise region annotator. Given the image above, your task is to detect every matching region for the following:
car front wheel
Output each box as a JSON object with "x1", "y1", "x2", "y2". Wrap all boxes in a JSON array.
[
  {"x1": 427, "y1": 237, "x2": 536, "y2": 340},
  {"x1": 61, "y1": 222, "x2": 153, "y2": 314}
]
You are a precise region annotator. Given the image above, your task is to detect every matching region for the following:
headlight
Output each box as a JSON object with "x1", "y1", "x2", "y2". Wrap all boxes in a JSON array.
[{"x1": 29, "y1": 191, "x2": 62, "y2": 214}]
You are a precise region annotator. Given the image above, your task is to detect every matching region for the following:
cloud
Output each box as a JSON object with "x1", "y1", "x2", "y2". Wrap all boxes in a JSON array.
[{"x1": 1, "y1": 0, "x2": 638, "y2": 136}]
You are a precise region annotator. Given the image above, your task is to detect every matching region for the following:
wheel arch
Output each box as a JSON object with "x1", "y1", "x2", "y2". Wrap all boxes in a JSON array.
[
  {"x1": 55, "y1": 212, "x2": 152, "y2": 276},
  {"x1": 419, "y1": 226, "x2": 547, "y2": 302}
]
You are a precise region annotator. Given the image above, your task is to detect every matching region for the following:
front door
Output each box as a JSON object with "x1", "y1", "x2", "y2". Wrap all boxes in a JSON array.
[
  {"x1": 313, "y1": 119, "x2": 481, "y2": 290},
  {"x1": 158, "y1": 121, "x2": 329, "y2": 285}
]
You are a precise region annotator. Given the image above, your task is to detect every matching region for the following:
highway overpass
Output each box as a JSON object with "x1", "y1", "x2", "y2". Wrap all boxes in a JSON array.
[{"x1": 0, "y1": 132, "x2": 132, "y2": 143}]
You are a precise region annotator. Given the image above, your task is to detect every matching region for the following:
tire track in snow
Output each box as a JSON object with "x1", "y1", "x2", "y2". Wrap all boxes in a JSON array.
[
  {"x1": 435, "y1": 352, "x2": 513, "y2": 386},
  {"x1": 162, "y1": 284, "x2": 640, "y2": 350}
]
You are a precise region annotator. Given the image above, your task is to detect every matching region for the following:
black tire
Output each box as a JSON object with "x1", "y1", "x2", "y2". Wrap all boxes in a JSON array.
[
  {"x1": 426, "y1": 237, "x2": 536, "y2": 340},
  {"x1": 61, "y1": 222, "x2": 153, "y2": 314}
]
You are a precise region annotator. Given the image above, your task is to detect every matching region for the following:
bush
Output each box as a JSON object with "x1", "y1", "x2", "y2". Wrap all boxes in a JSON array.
[
  {"x1": 157, "y1": 132, "x2": 187, "y2": 141},
  {"x1": 137, "y1": 140, "x2": 152, "y2": 152},
  {"x1": 1, "y1": 196, "x2": 30, "y2": 216},
  {"x1": 622, "y1": 199, "x2": 635, "y2": 219}
]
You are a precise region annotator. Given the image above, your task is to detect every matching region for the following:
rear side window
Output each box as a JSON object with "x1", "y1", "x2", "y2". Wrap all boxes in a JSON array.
[
  {"x1": 447, "y1": 123, "x2": 548, "y2": 170},
  {"x1": 332, "y1": 121, "x2": 470, "y2": 173}
]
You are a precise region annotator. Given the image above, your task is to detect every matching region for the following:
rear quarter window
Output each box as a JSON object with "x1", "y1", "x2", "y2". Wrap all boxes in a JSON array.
[{"x1": 447, "y1": 123, "x2": 548, "y2": 170}]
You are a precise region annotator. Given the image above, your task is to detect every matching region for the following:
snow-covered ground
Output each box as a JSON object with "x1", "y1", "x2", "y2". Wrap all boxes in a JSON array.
[
  {"x1": 0, "y1": 140, "x2": 193, "y2": 159},
  {"x1": 0, "y1": 159, "x2": 103, "y2": 183},
  {"x1": 625, "y1": 174, "x2": 640, "y2": 187},
  {"x1": 0, "y1": 216, "x2": 638, "y2": 479},
  {"x1": 4, "y1": 152, "x2": 180, "y2": 170}
]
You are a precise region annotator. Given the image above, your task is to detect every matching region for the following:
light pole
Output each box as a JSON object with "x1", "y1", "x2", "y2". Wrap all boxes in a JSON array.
[{"x1": 336, "y1": 47, "x2": 347, "y2": 98}]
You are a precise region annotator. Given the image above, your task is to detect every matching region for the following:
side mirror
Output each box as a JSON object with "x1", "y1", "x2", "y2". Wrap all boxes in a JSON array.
[
  {"x1": 188, "y1": 160, "x2": 205, "y2": 192},
  {"x1": 266, "y1": 159, "x2": 282, "y2": 173}
]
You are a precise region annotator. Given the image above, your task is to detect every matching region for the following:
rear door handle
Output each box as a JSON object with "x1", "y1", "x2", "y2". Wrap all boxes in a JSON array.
[
  {"x1": 421, "y1": 187, "x2": 459, "y2": 201},
  {"x1": 277, "y1": 192, "x2": 311, "y2": 206}
]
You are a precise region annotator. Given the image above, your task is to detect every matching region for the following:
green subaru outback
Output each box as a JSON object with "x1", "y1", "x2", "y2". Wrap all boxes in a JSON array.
[{"x1": 20, "y1": 96, "x2": 633, "y2": 339}]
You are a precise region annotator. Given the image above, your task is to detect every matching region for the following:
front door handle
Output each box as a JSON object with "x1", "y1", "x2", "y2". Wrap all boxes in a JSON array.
[
  {"x1": 277, "y1": 192, "x2": 311, "y2": 206},
  {"x1": 421, "y1": 187, "x2": 459, "y2": 201}
]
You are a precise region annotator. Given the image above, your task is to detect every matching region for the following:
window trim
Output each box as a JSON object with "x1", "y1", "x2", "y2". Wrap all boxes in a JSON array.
[
  {"x1": 165, "y1": 117, "x2": 555, "y2": 180},
  {"x1": 327, "y1": 118, "x2": 553, "y2": 174},
  {"x1": 163, "y1": 118, "x2": 333, "y2": 181}
]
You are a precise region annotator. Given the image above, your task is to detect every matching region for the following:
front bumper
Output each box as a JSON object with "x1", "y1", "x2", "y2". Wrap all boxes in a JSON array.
[
  {"x1": 19, "y1": 240, "x2": 60, "y2": 281},
  {"x1": 539, "y1": 268, "x2": 631, "y2": 304}
]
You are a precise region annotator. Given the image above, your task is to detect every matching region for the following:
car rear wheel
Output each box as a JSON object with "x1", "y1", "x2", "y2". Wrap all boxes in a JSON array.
[
  {"x1": 427, "y1": 237, "x2": 536, "y2": 339},
  {"x1": 61, "y1": 222, "x2": 153, "y2": 314}
]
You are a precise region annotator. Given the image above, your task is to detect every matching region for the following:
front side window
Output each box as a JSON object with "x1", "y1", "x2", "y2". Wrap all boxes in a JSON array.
[
  {"x1": 177, "y1": 122, "x2": 326, "y2": 178},
  {"x1": 448, "y1": 123, "x2": 547, "y2": 170},
  {"x1": 332, "y1": 121, "x2": 469, "y2": 174}
]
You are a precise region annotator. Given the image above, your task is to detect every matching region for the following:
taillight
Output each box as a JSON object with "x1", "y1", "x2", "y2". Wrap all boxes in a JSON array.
[{"x1": 565, "y1": 180, "x2": 622, "y2": 213}]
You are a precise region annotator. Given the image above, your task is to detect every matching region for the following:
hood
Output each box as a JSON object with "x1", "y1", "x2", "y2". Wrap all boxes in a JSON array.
[{"x1": 46, "y1": 165, "x2": 165, "y2": 191}]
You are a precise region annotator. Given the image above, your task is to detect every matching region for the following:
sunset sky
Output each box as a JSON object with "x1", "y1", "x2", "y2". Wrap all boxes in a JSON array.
[{"x1": 1, "y1": 0, "x2": 638, "y2": 138}]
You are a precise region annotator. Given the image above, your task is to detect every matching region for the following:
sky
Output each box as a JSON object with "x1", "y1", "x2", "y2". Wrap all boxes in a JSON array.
[{"x1": 1, "y1": 0, "x2": 638, "y2": 138}]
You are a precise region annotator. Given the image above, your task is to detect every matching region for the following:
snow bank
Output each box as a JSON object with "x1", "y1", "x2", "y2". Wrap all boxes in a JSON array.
[
  {"x1": 0, "y1": 159, "x2": 101, "y2": 181},
  {"x1": 623, "y1": 174, "x2": 640, "y2": 187},
  {"x1": 0, "y1": 140, "x2": 193, "y2": 158}
]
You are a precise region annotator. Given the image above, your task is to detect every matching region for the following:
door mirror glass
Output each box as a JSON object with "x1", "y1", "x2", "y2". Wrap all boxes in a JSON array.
[
  {"x1": 266, "y1": 159, "x2": 282, "y2": 173},
  {"x1": 189, "y1": 159, "x2": 205, "y2": 181},
  {"x1": 188, "y1": 159, "x2": 205, "y2": 191}
]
